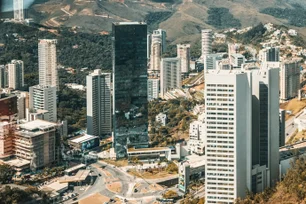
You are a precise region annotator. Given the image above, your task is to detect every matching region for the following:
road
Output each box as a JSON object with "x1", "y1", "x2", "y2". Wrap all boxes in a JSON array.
[{"x1": 75, "y1": 161, "x2": 165, "y2": 203}]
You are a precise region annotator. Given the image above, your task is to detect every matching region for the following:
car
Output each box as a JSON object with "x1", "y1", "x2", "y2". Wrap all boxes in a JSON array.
[
  {"x1": 98, "y1": 173, "x2": 102, "y2": 176},
  {"x1": 134, "y1": 188, "x2": 138, "y2": 193},
  {"x1": 72, "y1": 197, "x2": 78, "y2": 201}
]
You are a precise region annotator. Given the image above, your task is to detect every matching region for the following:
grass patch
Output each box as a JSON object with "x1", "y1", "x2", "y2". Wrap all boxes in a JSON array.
[
  {"x1": 102, "y1": 159, "x2": 128, "y2": 167},
  {"x1": 128, "y1": 168, "x2": 177, "y2": 179},
  {"x1": 280, "y1": 99, "x2": 306, "y2": 120}
]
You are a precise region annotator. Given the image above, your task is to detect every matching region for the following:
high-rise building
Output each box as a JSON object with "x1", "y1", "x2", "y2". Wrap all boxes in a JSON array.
[
  {"x1": 38, "y1": 39, "x2": 58, "y2": 89},
  {"x1": 259, "y1": 47, "x2": 280, "y2": 62},
  {"x1": 147, "y1": 78, "x2": 160, "y2": 101},
  {"x1": 147, "y1": 34, "x2": 152, "y2": 59},
  {"x1": 112, "y1": 22, "x2": 149, "y2": 158},
  {"x1": 15, "y1": 120, "x2": 60, "y2": 170},
  {"x1": 8, "y1": 60, "x2": 24, "y2": 90},
  {"x1": 250, "y1": 68, "x2": 280, "y2": 191},
  {"x1": 16, "y1": 91, "x2": 29, "y2": 120},
  {"x1": 177, "y1": 44, "x2": 190, "y2": 73},
  {"x1": 152, "y1": 29, "x2": 167, "y2": 53},
  {"x1": 29, "y1": 85, "x2": 57, "y2": 122},
  {"x1": 280, "y1": 61, "x2": 300, "y2": 102},
  {"x1": 279, "y1": 109, "x2": 286, "y2": 147},
  {"x1": 0, "y1": 94, "x2": 18, "y2": 159},
  {"x1": 204, "y1": 68, "x2": 279, "y2": 203},
  {"x1": 0, "y1": 65, "x2": 8, "y2": 89},
  {"x1": 149, "y1": 42, "x2": 162, "y2": 71},
  {"x1": 230, "y1": 53, "x2": 246, "y2": 69},
  {"x1": 201, "y1": 29, "x2": 213, "y2": 58},
  {"x1": 13, "y1": 0, "x2": 24, "y2": 22},
  {"x1": 160, "y1": 58, "x2": 181, "y2": 97},
  {"x1": 86, "y1": 69, "x2": 112, "y2": 137}
]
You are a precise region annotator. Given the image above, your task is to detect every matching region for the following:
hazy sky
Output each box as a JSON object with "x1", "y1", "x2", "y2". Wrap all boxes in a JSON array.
[{"x1": 1, "y1": 0, "x2": 35, "y2": 12}]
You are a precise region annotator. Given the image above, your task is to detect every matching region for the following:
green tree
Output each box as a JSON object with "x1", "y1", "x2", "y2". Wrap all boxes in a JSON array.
[{"x1": 0, "y1": 164, "x2": 15, "y2": 184}]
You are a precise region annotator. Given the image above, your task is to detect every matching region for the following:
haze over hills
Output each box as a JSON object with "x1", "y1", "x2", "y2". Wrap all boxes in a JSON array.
[{"x1": 24, "y1": 0, "x2": 306, "y2": 43}]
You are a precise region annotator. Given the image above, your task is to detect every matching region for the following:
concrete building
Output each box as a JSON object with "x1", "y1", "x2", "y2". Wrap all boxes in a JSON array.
[
  {"x1": 149, "y1": 42, "x2": 162, "y2": 71},
  {"x1": 15, "y1": 120, "x2": 59, "y2": 170},
  {"x1": 202, "y1": 29, "x2": 213, "y2": 57},
  {"x1": 155, "y1": 113, "x2": 167, "y2": 126},
  {"x1": 205, "y1": 54, "x2": 223, "y2": 70},
  {"x1": 13, "y1": 0, "x2": 24, "y2": 22},
  {"x1": 8, "y1": 60, "x2": 24, "y2": 90},
  {"x1": 259, "y1": 47, "x2": 280, "y2": 62},
  {"x1": 0, "y1": 65, "x2": 8, "y2": 89},
  {"x1": 204, "y1": 68, "x2": 280, "y2": 203},
  {"x1": 147, "y1": 78, "x2": 160, "y2": 101},
  {"x1": 86, "y1": 70, "x2": 111, "y2": 137},
  {"x1": 280, "y1": 61, "x2": 300, "y2": 102},
  {"x1": 279, "y1": 109, "x2": 286, "y2": 147},
  {"x1": 188, "y1": 115, "x2": 205, "y2": 155},
  {"x1": 152, "y1": 29, "x2": 167, "y2": 53},
  {"x1": 29, "y1": 85, "x2": 57, "y2": 122},
  {"x1": 177, "y1": 44, "x2": 190, "y2": 73},
  {"x1": 38, "y1": 39, "x2": 58, "y2": 89},
  {"x1": 147, "y1": 34, "x2": 152, "y2": 59},
  {"x1": 160, "y1": 58, "x2": 181, "y2": 97},
  {"x1": 16, "y1": 91, "x2": 29, "y2": 120},
  {"x1": 68, "y1": 134, "x2": 99, "y2": 151},
  {"x1": 231, "y1": 53, "x2": 246, "y2": 69},
  {"x1": 112, "y1": 22, "x2": 149, "y2": 158}
]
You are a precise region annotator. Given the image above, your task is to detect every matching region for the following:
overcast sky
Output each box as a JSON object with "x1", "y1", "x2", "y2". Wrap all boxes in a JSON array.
[{"x1": 1, "y1": 0, "x2": 35, "y2": 12}]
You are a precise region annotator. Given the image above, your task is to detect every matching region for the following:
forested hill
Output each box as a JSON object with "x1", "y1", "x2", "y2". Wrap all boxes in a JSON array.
[{"x1": 0, "y1": 22, "x2": 112, "y2": 87}]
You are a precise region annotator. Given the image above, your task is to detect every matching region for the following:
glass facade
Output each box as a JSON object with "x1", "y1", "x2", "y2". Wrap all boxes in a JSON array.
[{"x1": 112, "y1": 22, "x2": 148, "y2": 158}]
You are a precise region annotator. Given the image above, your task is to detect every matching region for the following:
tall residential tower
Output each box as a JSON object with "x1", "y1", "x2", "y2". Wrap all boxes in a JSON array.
[
  {"x1": 86, "y1": 69, "x2": 112, "y2": 137},
  {"x1": 8, "y1": 60, "x2": 24, "y2": 90}
]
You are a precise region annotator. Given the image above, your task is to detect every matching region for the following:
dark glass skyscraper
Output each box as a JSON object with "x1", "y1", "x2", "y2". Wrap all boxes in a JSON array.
[{"x1": 112, "y1": 22, "x2": 148, "y2": 158}]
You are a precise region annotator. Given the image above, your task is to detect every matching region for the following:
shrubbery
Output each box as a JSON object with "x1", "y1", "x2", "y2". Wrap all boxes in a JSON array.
[{"x1": 206, "y1": 7, "x2": 241, "y2": 29}]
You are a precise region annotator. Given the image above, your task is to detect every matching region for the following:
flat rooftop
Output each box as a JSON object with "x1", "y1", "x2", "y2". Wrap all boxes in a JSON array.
[
  {"x1": 5, "y1": 158, "x2": 30, "y2": 168},
  {"x1": 128, "y1": 147, "x2": 170, "y2": 153},
  {"x1": 64, "y1": 164, "x2": 86, "y2": 173},
  {"x1": 70, "y1": 134, "x2": 98, "y2": 144},
  {"x1": 114, "y1": 22, "x2": 146, "y2": 25},
  {"x1": 58, "y1": 170, "x2": 90, "y2": 183},
  {"x1": 19, "y1": 120, "x2": 57, "y2": 131},
  {"x1": 42, "y1": 181, "x2": 68, "y2": 192}
]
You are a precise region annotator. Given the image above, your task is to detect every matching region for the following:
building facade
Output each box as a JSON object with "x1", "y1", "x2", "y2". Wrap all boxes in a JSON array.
[
  {"x1": 112, "y1": 22, "x2": 149, "y2": 158},
  {"x1": 15, "y1": 120, "x2": 59, "y2": 170},
  {"x1": 177, "y1": 44, "x2": 190, "y2": 73},
  {"x1": 202, "y1": 29, "x2": 213, "y2": 57},
  {"x1": 160, "y1": 58, "x2": 181, "y2": 97},
  {"x1": 86, "y1": 69, "x2": 112, "y2": 137},
  {"x1": 8, "y1": 60, "x2": 24, "y2": 90},
  {"x1": 280, "y1": 61, "x2": 300, "y2": 102},
  {"x1": 0, "y1": 65, "x2": 8, "y2": 89},
  {"x1": 259, "y1": 47, "x2": 280, "y2": 62},
  {"x1": 29, "y1": 85, "x2": 57, "y2": 122},
  {"x1": 13, "y1": 0, "x2": 24, "y2": 21},
  {"x1": 38, "y1": 39, "x2": 58, "y2": 89},
  {"x1": 204, "y1": 68, "x2": 280, "y2": 203},
  {"x1": 147, "y1": 78, "x2": 160, "y2": 101},
  {"x1": 149, "y1": 42, "x2": 162, "y2": 71},
  {"x1": 152, "y1": 29, "x2": 167, "y2": 53}
]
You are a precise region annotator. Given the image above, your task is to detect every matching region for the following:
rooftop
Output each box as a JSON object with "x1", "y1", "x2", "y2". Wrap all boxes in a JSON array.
[
  {"x1": 128, "y1": 147, "x2": 170, "y2": 153},
  {"x1": 70, "y1": 134, "x2": 98, "y2": 144},
  {"x1": 5, "y1": 158, "x2": 30, "y2": 168},
  {"x1": 19, "y1": 120, "x2": 57, "y2": 131},
  {"x1": 114, "y1": 22, "x2": 146, "y2": 25},
  {"x1": 58, "y1": 170, "x2": 90, "y2": 183},
  {"x1": 42, "y1": 181, "x2": 68, "y2": 192},
  {"x1": 64, "y1": 164, "x2": 86, "y2": 173}
]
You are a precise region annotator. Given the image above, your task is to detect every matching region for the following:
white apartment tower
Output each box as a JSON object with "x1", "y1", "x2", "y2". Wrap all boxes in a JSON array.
[
  {"x1": 204, "y1": 68, "x2": 280, "y2": 203},
  {"x1": 86, "y1": 70, "x2": 112, "y2": 136},
  {"x1": 177, "y1": 44, "x2": 190, "y2": 73},
  {"x1": 8, "y1": 60, "x2": 24, "y2": 90},
  {"x1": 29, "y1": 85, "x2": 57, "y2": 122},
  {"x1": 152, "y1": 29, "x2": 167, "y2": 53},
  {"x1": 280, "y1": 61, "x2": 300, "y2": 102},
  {"x1": 202, "y1": 29, "x2": 213, "y2": 57},
  {"x1": 38, "y1": 39, "x2": 58, "y2": 89},
  {"x1": 147, "y1": 78, "x2": 160, "y2": 101},
  {"x1": 205, "y1": 70, "x2": 252, "y2": 203},
  {"x1": 160, "y1": 58, "x2": 181, "y2": 97},
  {"x1": 14, "y1": 0, "x2": 24, "y2": 22},
  {"x1": 149, "y1": 42, "x2": 162, "y2": 71}
]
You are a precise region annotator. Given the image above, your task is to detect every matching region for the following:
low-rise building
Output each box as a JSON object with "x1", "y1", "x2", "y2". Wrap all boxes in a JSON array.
[
  {"x1": 127, "y1": 147, "x2": 172, "y2": 162},
  {"x1": 68, "y1": 134, "x2": 99, "y2": 151},
  {"x1": 156, "y1": 113, "x2": 167, "y2": 126}
]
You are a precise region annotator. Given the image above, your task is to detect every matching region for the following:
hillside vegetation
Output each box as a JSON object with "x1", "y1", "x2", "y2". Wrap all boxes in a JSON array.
[
  {"x1": 236, "y1": 157, "x2": 306, "y2": 204},
  {"x1": 206, "y1": 7, "x2": 241, "y2": 29}
]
